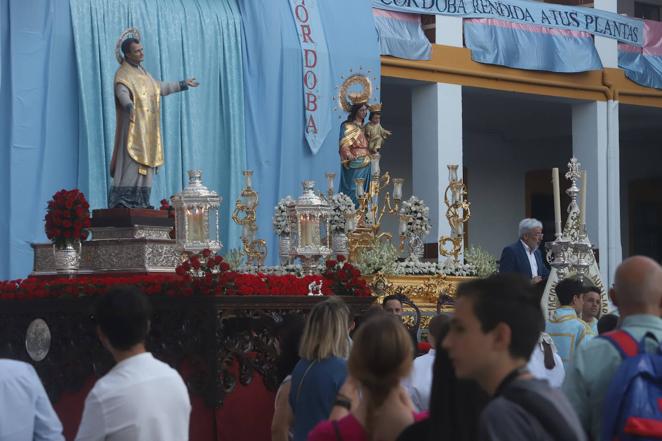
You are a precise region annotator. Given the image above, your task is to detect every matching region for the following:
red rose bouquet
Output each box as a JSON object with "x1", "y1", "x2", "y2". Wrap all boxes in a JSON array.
[
  {"x1": 322, "y1": 255, "x2": 371, "y2": 297},
  {"x1": 176, "y1": 248, "x2": 231, "y2": 278},
  {"x1": 44, "y1": 189, "x2": 91, "y2": 248}
]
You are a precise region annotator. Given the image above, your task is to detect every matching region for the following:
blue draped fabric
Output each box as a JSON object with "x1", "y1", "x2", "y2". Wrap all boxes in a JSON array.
[
  {"x1": 0, "y1": 0, "x2": 245, "y2": 280},
  {"x1": 464, "y1": 18, "x2": 602, "y2": 73},
  {"x1": 373, "y1": 8, "x2": 431, "y2": 61},
  {"x1": 0, "y1": 0, "x2": 79, "y2": 279},
  {"x1": 69, "y1": 0, "x2": 245, "y2": 256},
  {"x1": 238, "y1": 0, "x2": 380, "y2": 264},
  {"x1": 619, "y1": 19, "x2": 662, "y2": 90}
]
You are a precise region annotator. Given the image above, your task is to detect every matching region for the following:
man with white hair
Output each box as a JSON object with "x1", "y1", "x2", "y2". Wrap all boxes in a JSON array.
[{"x1": 499, "y1": 218, "x2": 549, "y2": 283}]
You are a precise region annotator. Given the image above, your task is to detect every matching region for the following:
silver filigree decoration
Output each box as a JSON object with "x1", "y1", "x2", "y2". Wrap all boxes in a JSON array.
[{"x1": 25, "y1": 319, "x2": 51, "y2": 362}]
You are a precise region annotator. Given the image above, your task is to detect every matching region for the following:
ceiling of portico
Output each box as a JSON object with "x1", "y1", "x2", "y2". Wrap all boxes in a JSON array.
[{"x1": 382, "y1": 77, "x2": 662, "y2": 144}]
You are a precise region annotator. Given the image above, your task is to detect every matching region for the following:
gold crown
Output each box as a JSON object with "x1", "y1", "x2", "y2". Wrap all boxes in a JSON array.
[
  {"x1": 368, "y1": 103, "x2": 382, "y2": 113},
  {"x1": 348, "y1": 92, "x2": 369, "y2": 106}
]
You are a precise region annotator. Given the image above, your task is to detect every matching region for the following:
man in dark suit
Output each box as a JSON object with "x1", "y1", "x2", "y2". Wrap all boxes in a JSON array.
[{"x1": 499, "y1": 218, "x2": 549, "y2": 283}]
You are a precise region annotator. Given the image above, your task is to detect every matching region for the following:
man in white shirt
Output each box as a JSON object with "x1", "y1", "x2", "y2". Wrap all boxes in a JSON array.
[
  {"x1": 403, "y1": 315, "x2": 448, "y2": 411},
  {"x1": 75, "y1": 286, "x2": 191, "y2": 441},
  {"x1": 0, "y1": 359, "x2": 64, "y2": 441},
  {"x1": 499, "y1": 218, "x2": 549, "y2": 283}
]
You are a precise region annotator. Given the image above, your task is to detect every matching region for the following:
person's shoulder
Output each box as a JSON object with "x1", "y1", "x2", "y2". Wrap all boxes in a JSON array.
[
  {"x1": 0, "y1": 359, "x2": 38, "y2": 381},
  {"x1": 577, "y1": 331, "x2": 624, "y2": 356},
  {"x1": 307, "y1": 419, "x2": 337, "y2": 441},
  {"x1": 480, "y1": 395, "x2": 532, "y2": 435},
  {"x1": 500, "y1": 241, "x2": 521, "y2": 255},
  {"x1": 397, "y1": 418, "x2": 430, "y2": 441},
  {"x1": 0, "y1": 358, "x2": 34, "y2": 372},
  {"x1": 323, "y1": 356, "x2": 348, "y2": 368},
  {"x1": 412, "y1": 351, "x2": 434, "y2": 368}
]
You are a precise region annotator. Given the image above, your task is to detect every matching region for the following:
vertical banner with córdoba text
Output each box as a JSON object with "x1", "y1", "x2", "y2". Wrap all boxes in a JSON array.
[{"x1": 288, "y1": 0, "x2": 332, "y2": 155}]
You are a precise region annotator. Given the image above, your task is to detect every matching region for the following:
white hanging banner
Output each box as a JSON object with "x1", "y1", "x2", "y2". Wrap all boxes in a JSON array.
[
  {"x1": 288, "y1": 0, "x2": 333, "y2": 154},
  {"x1": 372, "y1": 0, "x2": 644, "y2": 46}
]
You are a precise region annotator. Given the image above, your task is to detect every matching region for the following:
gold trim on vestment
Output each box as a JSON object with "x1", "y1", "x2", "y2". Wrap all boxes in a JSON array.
[{"x1": 114, "y1": 62, "x2": 163, "y2": 169}]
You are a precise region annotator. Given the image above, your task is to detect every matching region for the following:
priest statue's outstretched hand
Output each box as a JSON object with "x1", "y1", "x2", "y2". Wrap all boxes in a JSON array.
[{"x1": 108, "y1": 30, "x2": 199, "y2": 209}]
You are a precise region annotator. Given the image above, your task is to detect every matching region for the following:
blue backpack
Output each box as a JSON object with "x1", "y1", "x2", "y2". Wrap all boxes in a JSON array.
[{"x1": 600, "y1": 330, "x2": 662, "y2": 441}]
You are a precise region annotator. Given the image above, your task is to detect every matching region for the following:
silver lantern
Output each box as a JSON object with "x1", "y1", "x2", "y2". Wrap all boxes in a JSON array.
[
  {"x1": 288, "y1": 180, "x2": 332, "y2": 274},
  {"x1": 171, "y1": 170, "x2": 222, "y2": 254}
]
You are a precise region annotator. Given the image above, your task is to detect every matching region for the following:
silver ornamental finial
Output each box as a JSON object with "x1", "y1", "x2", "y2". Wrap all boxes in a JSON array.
[{"x1": 565, "y1": 158, "x2": 582, "y2": 182}]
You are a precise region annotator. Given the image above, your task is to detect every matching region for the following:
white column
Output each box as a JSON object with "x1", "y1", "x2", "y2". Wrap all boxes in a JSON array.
[
  {"x1": 594, "y1": 0, "x2": 618, "y2": 68},
  {"x1": 412, "y1": 83, "x2": 463, "y2": 259},
  {"x1": 572, "y1": 101, "x2": 621, "y2": 285},
  {"x1": 435, "y1": 15, "x2": 463, "y2": 47}
]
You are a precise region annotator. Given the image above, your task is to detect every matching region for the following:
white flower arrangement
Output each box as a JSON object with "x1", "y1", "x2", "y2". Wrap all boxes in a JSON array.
[
  {"x1": 238, "y1": 264, "x2": 305, "y2": 276},
  {"x1": 400, "y1": 196, "x2": 431, "y2": 238},
  {"x1": 438, "y1": 259, "x2": 477, "y2": 277},
  {"x1": 393, "y1": 257, "x2": 477, "y2": 276},
  {"x1": 329, "y1": 193, "x2": 356, "y2": 233},
  {"x1": 463, "y1": 245, "x2": 498, "y2": 277},
  {"x1": 393, "y1": 259, "x2": 441, "y2": 275},
  {"x1": 272, "y1": 196, "x2": 294, "y2": 236},
  {"x1": 353, "y1": 239, "x2": 398, "y2": 275}
]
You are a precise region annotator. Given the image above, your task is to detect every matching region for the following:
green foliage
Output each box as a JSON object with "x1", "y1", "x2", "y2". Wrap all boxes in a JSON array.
[
  {"x1": 464, "y1": 245, "x2": 498, "y2": 277},
  {"x1": 353, "y1": 238, "x2": 398, "y2": 275}
]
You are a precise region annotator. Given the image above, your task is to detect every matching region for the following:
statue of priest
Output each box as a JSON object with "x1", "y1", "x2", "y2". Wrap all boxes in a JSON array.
[{"x1": 109, "y1": 30, "x2": 199, "y2": 209}]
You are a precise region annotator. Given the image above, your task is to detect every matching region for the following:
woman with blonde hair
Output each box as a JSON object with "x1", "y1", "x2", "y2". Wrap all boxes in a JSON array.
[
  {"x1": 308, "y1": 315, "x2": 422, "y2": 441},
  {"x1": 289, "y1": 296, "x2": 352, "y2": 441}
]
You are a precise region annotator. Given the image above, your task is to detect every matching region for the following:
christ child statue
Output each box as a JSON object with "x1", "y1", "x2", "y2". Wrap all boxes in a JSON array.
[{"x1": 364, "y1": 103, "x2": 392, "y2": 153}]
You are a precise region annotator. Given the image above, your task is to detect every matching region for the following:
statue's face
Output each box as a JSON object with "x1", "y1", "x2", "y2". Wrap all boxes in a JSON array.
[
  {"x1": 126, "y1": 42, "x2": 144, "y2": 64},
  {"x1": 370, "y1": 113, "x2": 381, "y2": 124},
  {"x1": 356, "y1": 105, "x2": 368, "y2": 121}
]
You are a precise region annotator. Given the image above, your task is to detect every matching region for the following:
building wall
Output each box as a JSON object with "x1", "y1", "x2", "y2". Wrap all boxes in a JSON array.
[
  {"x1": 618, "y1": 0, "x2": 662, "y2": 17},
  {"x1": 463, "y1": 133, "x2": 572, "y2": 258},
  {"x1": 619, "y1": 127, "x2": 662, "y2": 255},
  {"x1": 380, "y1": 82, "x2": 414, "y2": 244}
]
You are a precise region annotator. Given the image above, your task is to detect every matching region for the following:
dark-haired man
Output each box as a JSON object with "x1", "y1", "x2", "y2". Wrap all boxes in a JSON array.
[
  {"x1": 383, "y1": 295, "x2": 403, "y2": 317},
  {"x1": 383, "y1": 295, "x2": 419, "y2": 353},
  {"x1": 442, "y1": 274, "x2": 586, "y2": 441},
  {"x1": 580, "y1": 286, "x2": 601, "y2": 335},
  {"x1": 109, "y1": 35, "x2": 199, "y2": 209},
  {"x1": 75, "y1": 286, "x2": 190, "y2": 441},
  {"x1": 546, "y1": 278, "x2": 593, "y2": 365}
]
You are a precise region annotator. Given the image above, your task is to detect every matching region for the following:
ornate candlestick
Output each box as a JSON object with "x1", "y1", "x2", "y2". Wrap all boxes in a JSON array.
[
  {"x1": 232, "y1": 170, "x2": 267, "y2": 266},
  {"x1": 545, "y1": 158, "x2": 594, "y2": 281},
  {"x1": 325, "y1": 172, "x2": 336, "y2": 198},
  {"x1": 438, "y1": 165, "x2": 471, "y2": 263},
  {"x1": 347, "y1": 153, "x2": 404, "y2": 260}
]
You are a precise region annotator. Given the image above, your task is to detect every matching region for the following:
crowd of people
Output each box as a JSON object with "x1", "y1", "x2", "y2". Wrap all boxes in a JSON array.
[
  {"x1": 2, "y1": 219, "x2": 661, "y2": 441},
  {"x1": 271, "y1": 253, "x2": 662, "y2": 441}
]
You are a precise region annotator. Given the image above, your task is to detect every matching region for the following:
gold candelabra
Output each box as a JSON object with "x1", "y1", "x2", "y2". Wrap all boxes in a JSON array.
[
  {"x1": 348, "y1": 153, "x2": 404, "y2": 260},
  {"x1": 438, "y1": 165, "x2": 470, "y2": 263},
  {"x1": 232, "y1": 170, "x2": 267, "y2": 266}
]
